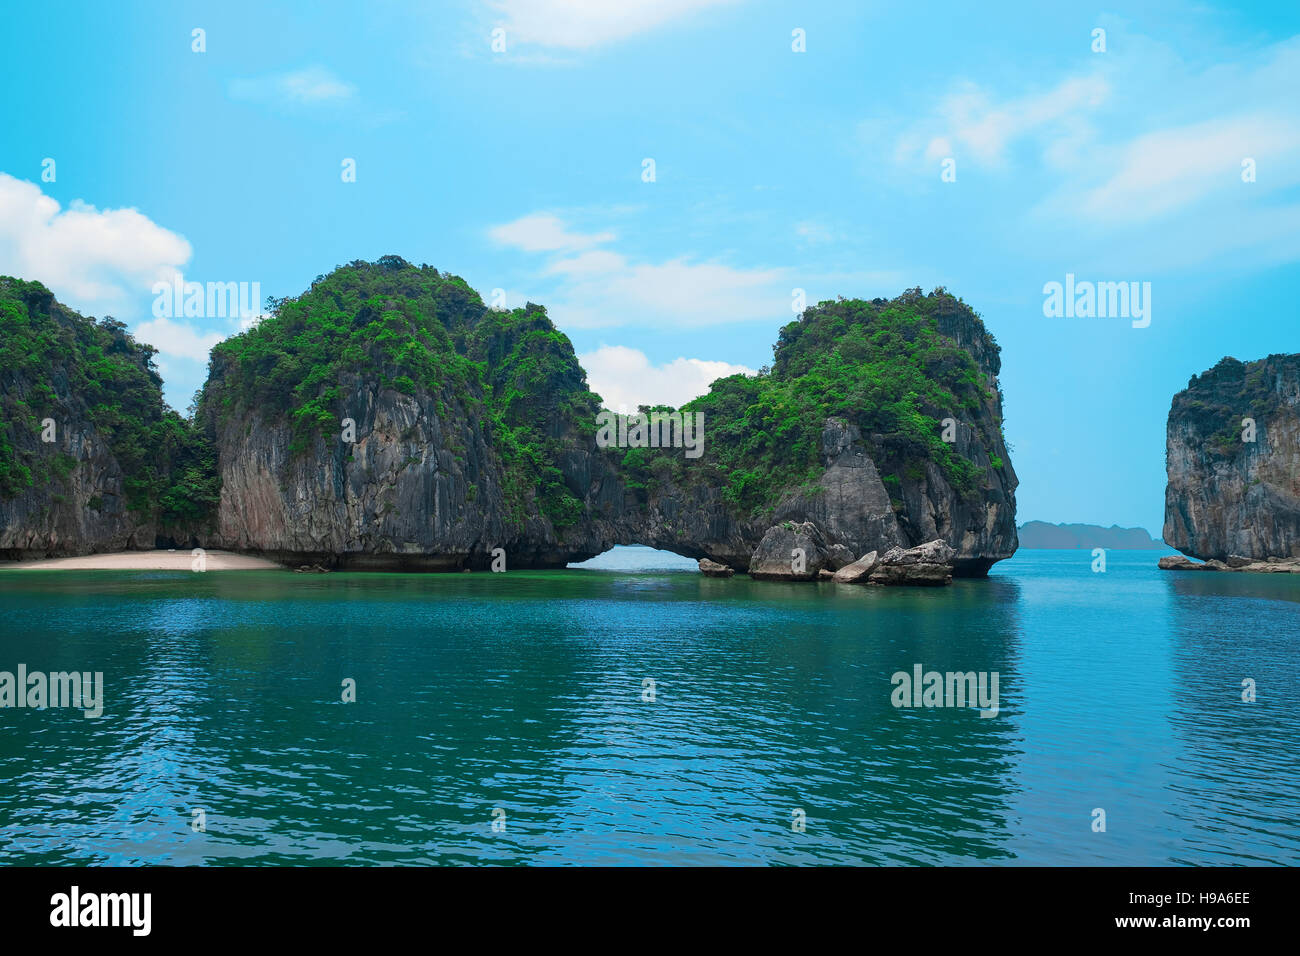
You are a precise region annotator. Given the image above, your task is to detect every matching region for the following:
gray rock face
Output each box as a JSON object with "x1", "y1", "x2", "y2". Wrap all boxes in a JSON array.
[
  {"x1": 606, "y1": 479, "x2": 760, "y2": 570},
  {"x1": 204, "y1": 399, "x2": 1015, "y2": 574},
  {"x1": 209, "y1": 378, "x2": 515, "y2": 568},
  {"x1": 745, "y1": 534, "x2": 956, "y2": 587},
  {"x1": 869, "y1": 562, "x2": 951, "y2": 586},
  {"x1": 0, "y1": 369, "x2": 155, "y2": 559},
  {"x1": 205, "y1": 373, "x2": 634, "y2": 569},
  {"x1": 824, "y1": 543, "x2": 856, "y2": 570},
  {"x1": 1164, "y1": 355, "x2": 1300, "y2": 561},
  {"x1": 772, "y1": 419, "x2": 905, "y2": 553},
  {"x1": 880, "y1": 539, "x2": 956, "y2": 565},
  {"x1": 0, "y1": 419, "x2": 154, "y2": 558}
]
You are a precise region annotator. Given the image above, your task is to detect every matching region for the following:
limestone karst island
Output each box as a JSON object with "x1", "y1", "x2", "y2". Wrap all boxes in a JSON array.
[{"x1": 1, "y1": 261, "x2": 1018, "y2": 584}]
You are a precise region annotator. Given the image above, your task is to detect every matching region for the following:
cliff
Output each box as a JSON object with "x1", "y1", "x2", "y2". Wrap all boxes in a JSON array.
[
  {"x1": 200, "y1": 266, "x2": 1015, "y2": 573},
  {"x1": 2, "y1": 262, "x2": 1019, "y2": 574},
  {"x1": 198, "y1": 258, "x2": 617, "y2": 568},
  {"x1": 1164, "y1": 354, "x2": 1300, "y2": 561},
  {"x1": 0, "y1": 277, "x2": 217, "y2": 558}
]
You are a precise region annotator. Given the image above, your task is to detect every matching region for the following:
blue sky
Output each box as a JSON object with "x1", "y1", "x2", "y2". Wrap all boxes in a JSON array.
[{"x1": 2, "y1": 0, "x2": 1298, "y2": 535}]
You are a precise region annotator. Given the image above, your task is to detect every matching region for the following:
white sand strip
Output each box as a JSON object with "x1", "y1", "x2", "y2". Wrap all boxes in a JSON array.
[{"x1": 4, "y1": 550, "x2": 282, "y2": 570}]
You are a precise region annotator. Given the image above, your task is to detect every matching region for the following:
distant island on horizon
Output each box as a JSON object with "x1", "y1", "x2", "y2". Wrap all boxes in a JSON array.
[{"x1": 1018, "y1": 521, "x2": 1166, "y2": 550}]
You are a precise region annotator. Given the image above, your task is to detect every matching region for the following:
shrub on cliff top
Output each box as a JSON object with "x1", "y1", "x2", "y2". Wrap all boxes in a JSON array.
[{"x1": 1175, "y1": 354, "x2": 1290, "y2": 457}]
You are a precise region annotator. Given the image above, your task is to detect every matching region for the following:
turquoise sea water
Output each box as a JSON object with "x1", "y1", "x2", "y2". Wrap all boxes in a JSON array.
[{"x1": 0, "y1": 547, "x2": 1296, "y2": 866}]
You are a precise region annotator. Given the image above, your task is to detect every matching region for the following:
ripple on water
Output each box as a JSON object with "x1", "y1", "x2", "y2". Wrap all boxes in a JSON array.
[{"x1": 0, "y1": 550, "x2": 1297, "y2": 864}]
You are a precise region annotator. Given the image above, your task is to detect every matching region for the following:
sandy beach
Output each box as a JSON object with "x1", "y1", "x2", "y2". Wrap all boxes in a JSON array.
[{"x1": 2, "y1": 550, "x2": 282, "y2": 570}]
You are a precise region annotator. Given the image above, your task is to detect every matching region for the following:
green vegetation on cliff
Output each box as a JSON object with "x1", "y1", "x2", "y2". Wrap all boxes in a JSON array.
[
  {"x1": 203, "y1": 257, "x2": 599, "y2": 528},
  {"x1": 1174, "y1": 355, "x2": 1290, "y2": 457},
  {"x1": 204, "y1": 256, "x2": 483, "y2": 449},
  {"x1": 0, "y1": 277, "x2": 218, "y2": 528},
  {"x1": 621, "y1": 288, "x2": 1006, "y2": 516},
  {"x1": 4, "y1": 264, "x2": 1009, "y2": 548},
  {"x1": 469, "y1": 302, "x2": 598, "y2": 528}
]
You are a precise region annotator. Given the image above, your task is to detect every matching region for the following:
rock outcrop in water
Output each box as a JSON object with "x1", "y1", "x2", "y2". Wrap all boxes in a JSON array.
[
  {"x1": 1164, "y1": 354, "x2": 1300, "y2": 563},
  {"x1": 832, "y1": 550, "x2": 879, "y2": 583},
  {"x1": 1, "y1": 261, "x2": 1019, "y2": 574},
  {"x1": 1158, "y1": 553, "x2": 1300, "y2": 573},
  {"x1": 868, "y1": 539, "x2": 956, "y2": 586},
  {"x1": 747, "y1": 521, "x2": 854, "y2": 580},
  {"x1": 697, "y1": 558, "x2": 734, "y2": 578}
]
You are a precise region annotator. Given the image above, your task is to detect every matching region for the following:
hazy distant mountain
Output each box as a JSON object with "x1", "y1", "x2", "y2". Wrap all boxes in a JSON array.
[{"x1": 1018, "y1": 521, "x2": 1165, "y2": 549}]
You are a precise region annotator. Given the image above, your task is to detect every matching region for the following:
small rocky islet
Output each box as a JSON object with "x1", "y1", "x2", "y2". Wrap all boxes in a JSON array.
[{"x1": 1161, "y1": 353, "x2": 1300, "y2": 574}]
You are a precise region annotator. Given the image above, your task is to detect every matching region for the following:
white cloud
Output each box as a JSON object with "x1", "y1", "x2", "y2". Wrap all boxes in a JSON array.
[
  {"x1": 1029, "y1": 37, "x2": 1300, "y2": 229},
  {"x1": 133, "y1": 317, "x2": 226, "y2": 363},
  {"x1": 488, "y1": 0, "x2": 739, "y2": 50},
  {"x1": 884, "y1": 30, "x2": 1300, "y2": 273},
  {"x1": 229, "y1": 67, "x2": 357, "y2": 107},
  {"x1": 578, "y1": 344, "x2": 753, "y2": 410},
  {"x1": 544, "y1": 249, "x2": 626, "y2": 275},
  {"x1": 896, "y1": 74, "x2": 1110, "y2": 170},
  {"x1": 579, "y1": 257, "x2": 784, "y2": 324},
  {"x1": 0, "y1": 173, "x2": 191, "y2": 317},
  {"x1": 488, "y1": 211, "x2": 893, "y2": 329},
  {"x1": 1071, "y1": 114, "x2": 1300, "y2": 224},
  {"x1": 545, "y1": 248, "x2": 789, "y2": 329},
  {"x1": 488, "y1": 213, "x2": 615, "y2": 252}
]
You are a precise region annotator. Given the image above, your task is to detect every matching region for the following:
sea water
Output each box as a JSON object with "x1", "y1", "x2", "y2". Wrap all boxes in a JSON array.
[{"x1": 0, "y1": 548, "x2": 1295, "y2": 865}]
